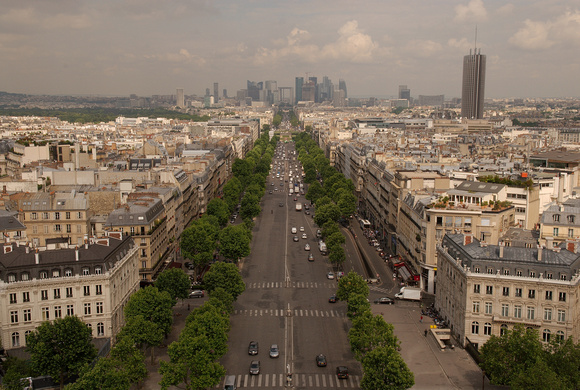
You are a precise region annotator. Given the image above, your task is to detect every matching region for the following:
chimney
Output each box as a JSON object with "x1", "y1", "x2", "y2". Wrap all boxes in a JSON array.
[
  {"x1": 84, "y1": 240, "x2": 89, "y2": 250},
  {"x1": 75, "y1": 247, "x2": 79, "y2": 261},
  {"x1": 463, "y1": 234, "x2": 473, "y2": 246},
  {"x1": 537, "y1": 245, "x2": 542, "y2": 262},
  {"x1": 25, "y1": 246, "x2": 30, "y2": 254},
  {"x1": 499, "y1": 242, "x2": 504, "y2": 258},
  {"x1": 35, "y1": 249, "x2": 40, "y2": 264}
]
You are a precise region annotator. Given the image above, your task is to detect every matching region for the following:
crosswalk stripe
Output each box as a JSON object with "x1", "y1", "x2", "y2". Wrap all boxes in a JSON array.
[
  {"x1": 244, "y1": 374, "x2": 249, "y2": 387},
  {"x1": 258, "y1": 374, "x2": 263, "y2": 387},
  {"x1": 279, "y1": 374, "x2": 283, "y2": 387}
]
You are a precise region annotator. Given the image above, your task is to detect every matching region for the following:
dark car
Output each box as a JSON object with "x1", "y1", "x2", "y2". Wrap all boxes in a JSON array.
[
  {"x1": 336, "y1": 366, "x2": 349, "y2": 379},
  {"x1": 374, "y1": 297, "x2": 395, "y2": 305},
  {"x1": 279, "y1": 202, "x2": 284, "y2": 207},
  {"x1": 249, "y1": 360, "x2": 260, "y2": 375},
  {"x1": 293, "y1": 236, "x2": 299, "y2": 242},
  {"x1": 328, "y1": 295, "x2": 337, "y2": 303},
  {"x1": 308, "y1": 253, "x2": 314, "y2": 262},
  {"x1": 316, "y1": 354, "x2": 327, "y2": 367},
  {"x1": 189, "y1": 290, "x2": 204, "y2": 298},
  {"x1": 248, "y1": 341, "x2": 259, "y2": 355}
]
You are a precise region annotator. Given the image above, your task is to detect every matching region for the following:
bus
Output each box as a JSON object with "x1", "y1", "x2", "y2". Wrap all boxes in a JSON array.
[{"x1": 360, "y1": 219, "x2": 371, "y2": 230}]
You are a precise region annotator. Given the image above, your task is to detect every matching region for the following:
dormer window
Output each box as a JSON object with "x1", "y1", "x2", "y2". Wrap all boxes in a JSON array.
[
  {"x1": 40, "y1": 271, "x2": 48, "y2": 279},
  {"x1": 82, "y1": 267, "x2": 90, "y2": 276},
  {"x1": 64, "y1": 268, "x2": 73, "y2": 277},
  {"x1": 567, "y1": 215, "x2": 575, "y2": 223},
  {"x1": 553, "y1": 214, "x2": 560, "y2": 222},
  {"x1": 21, "y1": 272, "x2": 30, "y2": 281},
  {"x1": 8, "y1": 274, "x2": 16, "y2": 282},
  {"x1": 95, "y1": 266, "x2": 102, "y2": 275},
  {"x1": 52, "y1": 269, "x2": 60, "y2": 278}
]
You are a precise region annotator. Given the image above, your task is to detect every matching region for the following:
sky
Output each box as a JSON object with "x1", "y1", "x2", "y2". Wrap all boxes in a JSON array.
[{"x1": 1, "y1": 0, "x2": 579, "y2": 99}]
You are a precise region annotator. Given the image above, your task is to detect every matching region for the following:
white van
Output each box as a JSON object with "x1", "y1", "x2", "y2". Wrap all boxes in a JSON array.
[{"x1": 224, "y1": 375, "x2": 237, "y2": 390}]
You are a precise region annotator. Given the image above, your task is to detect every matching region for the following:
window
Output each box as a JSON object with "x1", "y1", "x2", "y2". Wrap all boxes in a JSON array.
[
  {"x1": 40, "y1": 271, "x2": 48, "y2": 279},
  {"x1": 568, "y1": 229, "x2": 574, "y2": 238},
  {"x1": 42, "y1": 307, "x2": 49, "y2": 320},
  {"x1": 52, "y1": 269, "x2": 60, "y2": 277},
  {"x1": 84, "y1": 303, "x2": 91, "y2": 315},
  {"x1": 78, "y1": 212, "x2": 82, "y2": 219},
  {"x1": 553, "y1": 214, "x2": 560, "y2": 222},
  {"x1": 545, "y1": 291, "x2": 553, "y2": 300},
  {"x1": 97, "y1": 322, "x2": 105, "y2": 337},
  {"x1": 12, "y1": 332, "x2": 20, "y2": 347},
  {"x1": 486, "y1": 285, "x2": 493, "y2": 295},
  {"x1": 66, "y1": 224, "x2": 72, "y2": 233},
  {"x1": 556, "y1": 331, "x2": 565, "y2": 341},
  {"x1": 22, "y1": 292, "x2": 30, "y2": 302},
  {"x1": 500, "y1": 324, "x2": 508, "y2": 336},
  {"x1": 23, "y1": 309, "x2": 31, "y2": 322},
  {"x1": 96, "y1": 302, "x2": 104, "y2": 314},
  {"x1": 66, "y1": 304, "x2": 74, "y2": 316},
  {"x1": 484, "y1": 323, "x2": 492, "y2": 336},
  {"x1": 55, "y1": 224, "x2": 61, "y2": 232},
  {"x1": 514, "y1": 305, "x2": 522, "y2": 318},
  {"x1": 472, "y1": 301, "x2": 480, "y2": 313},
  {"x1": 546, "y1": 272, "x2": 553, "y2": 280},
  {"x1": 95, "y1": 285, "x2": 102, "y2": 295},
  {"x1": 557, "y1": 309, "x2": 566, "y2": 322},
  {"x1": 485, "y1": 302, "x2": 493, "y2": 314},
  {"x1": 473, "y1": 284, "x2": 480, "y2": 294},
  {"x1": 41, "y1": 290, "x2": 48, "y2": 300},
  {"x1": 66, "y1": 287, "x2": 73, "y2": 298},
  {"x1": 8, "y1": 274, "x2": 16, "y2": 282},
  {"x1": 515, "y1": 288, "x2": 522, "y2": 297},
  {"x1": 54, "y1": 289, "x2": 61, "y2": 299},
  {"x1": 560, "y1": 274, "x2": 567, "y2": 281},
  {"x1": 82, "y1": 268, "x2": 90, "y2": 276},
  {"x1": 501, "y1": 304, "x2": 509, "y2": 317},
  {"x1": 527, "y1": 307, "x2": 535, "y2": 320},
  {"x1": 559, "y1": 292, "x2": 567, "y2": 302},
  {"x1": 553, "y1": 227, "x2": 559, "y2": 237},
  {"x1": 473, "y1": 266, "x2": 480, "y2": 273},
  {"x1": 516, "y1": 270, "x2": 523, "y2": 277},
  {"x1": 528, "y1": 289, "x2": 536, "y2": 299},
  {"x1": 83, "y1": 286, "x2": 90, "y2": 296},
  {"x1": 10, "y1": 311, "x2": 19, "y2": 323},
  {"x1": 487, "y1": 268, "x2": 494, "y2": 275},
  {"x1": 141, "y1": 261, "x2": 147, "y2": 269},
  {"x1": 21, "y1": 272, "x2": 29, "y2": 281},
  {"x1": 43, "y1": 212, "x2": 49, "y2": 220},
  {"x1": 9, "y1": 293, "x2": 17, "y2": 304},
  {"x1": 542, "y1": 329, "x2": 551, "y2": 343},
  {"x1": 66, "y1": 212, "x2": 71, "y2": 219},
  {"x1": 544, "y1": 308, "x2": 552, "y2": 321},
  {"x1": 55, "y1": 212, "x2": 60, "y2": 220},
  {"x1": 65, "y1": 269, "x2": 73, "y2": 277},
  {"x1": 502, "y1": 287, "x2": 510, "y2": 296},
  {"x1": 31, "y1": 212, "x2": 38, "y2": 220},
  {"x1": 141, "y1": 249, "x2": 147, "y2": 258},
  {"x1": 44, "y1": 225, "x2": 48, "y2": 234},
  {"x1": 503, "y1": 269, "x2": 510, "y2": 276},
  {"x1": 567, "y1": 215, "x2": 575, "y2": 223},
  {"x1": 95, "y1": 267, "x2": 102, "y2": 275},
  {"x1": 471, "y1": 321, "x2": 479, "y2": 334},
  {"x1": 54, "y1": 306, "x2": 62, "y2": 318},
  {"x1": 530, "y1": 271, "x2": 536, "y2": 278}
]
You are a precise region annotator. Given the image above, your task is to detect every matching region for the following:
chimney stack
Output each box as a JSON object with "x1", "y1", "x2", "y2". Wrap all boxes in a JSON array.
[
  {"x1": 537, "y1": 245, "x2": 542, "y2": 262},
  {"x1": 25, "y1": 246, "x2": 29, "y2": 254},
  {"x1": 75, "y1": 247, "x2": 79, "y2": 261},
  {"x1": 35, "y1": 249, "x2": 39, "y2": 264},
  {"x1": 499, "y1": 242, "x2": 504, "y2": 258}
]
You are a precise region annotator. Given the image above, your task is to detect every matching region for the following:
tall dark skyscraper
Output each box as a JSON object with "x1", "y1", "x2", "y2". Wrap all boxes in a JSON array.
[
  {"x1": 398, "y1": 85, "x2": 410, "y2": 100},
  {"x1": 461, "y1": 49, "x2": 486, "y2": 119},
  {"x1": 339, "y1": 79, "x2": 347, "y2": 99},
  {"x1": 213, "y1": 82, "x2": 219, "y2": 102},
  {"x1": 295, "y1": 77, "x2": 304, "y2": 104}
]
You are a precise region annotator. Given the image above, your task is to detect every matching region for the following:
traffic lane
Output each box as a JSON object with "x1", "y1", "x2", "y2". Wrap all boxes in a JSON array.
[{"x1": 342, "y1": 227, "x2": 368, "y2": 276}]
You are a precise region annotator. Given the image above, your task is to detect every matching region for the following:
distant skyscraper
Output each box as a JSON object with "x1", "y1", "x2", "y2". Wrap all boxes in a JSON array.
[
  {"x1": 247, "y1": 80, "x2": 261, "y2": 101},
  {"x1": 398, "y1": 85, "x2": 410, "y2": 100},
  {"x1": 295, "y1": 77, "x2": 304, "y2": 104},
  {"x1": 461, "y1": 49, "x2": 486, "y2": 119},
  {"x1": 213, "y1": 83, "x2": 219, "y2": 102},
  {"x1": 176, "y1": 88, "x2": 184, "y2": 108},
  {"x1": 223, "y1": 89, "x2": 228, "y2": 98},
  {"x1": 339, "y1": 79, "x2": 347, "y2": 99},
  {"x1": 205, "y1": 88, "x2": 210, "y2": 97}
]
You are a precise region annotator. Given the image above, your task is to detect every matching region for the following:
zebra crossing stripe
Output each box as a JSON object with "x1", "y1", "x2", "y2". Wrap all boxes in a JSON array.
[{"x1": 322, "y1": 374, "x2": 327, "y2": 387}]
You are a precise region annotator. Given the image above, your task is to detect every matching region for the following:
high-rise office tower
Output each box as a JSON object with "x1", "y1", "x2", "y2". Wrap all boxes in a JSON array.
[
  {"x1": 213, "y1": 83, "x2": 219, "y2": 102},
  {"x1": 339, "y1": 79, "x2": 347, "y2": 99},
  {"x1": 176, "y1": 88, "x2": 184, "y2": 108},
  {"x1": 461, "y1": 49, "x2": 486, "y2": 119},
  {"x1": 398, "y1": 85, "x2": 410, "y2": 100},
  {"x1": 223, "y1": 89, "x2": 228, "y2": 98},
  {"x1": 205, "y1": 88, "x2": 211, "y2": 97},
  {"x1": 295, "y1": 77, "x2": 304, "y2": 104}
]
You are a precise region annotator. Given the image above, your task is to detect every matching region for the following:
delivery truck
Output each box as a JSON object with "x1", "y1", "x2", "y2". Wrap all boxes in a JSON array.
[{"x1": 394, "y1": 287, "x2": 421, "y2": 301}]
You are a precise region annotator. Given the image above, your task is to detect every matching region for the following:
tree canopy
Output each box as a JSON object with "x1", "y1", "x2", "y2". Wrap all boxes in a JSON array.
[
  {"x1": 202, "y1": 262, "x2": 245, "y2": 300},
  {"x1": 360, "y1": 345, "x2": 415, "y2": 390},
  {"x1": 336, "y1": 271, "x2": 369, "y2": 302},
  {"x1": 218, "y1": 224, "x2": 251, "y2": 261},
  {"x1": 155, "y1": 268, "x2": 191, "y2": 303}
]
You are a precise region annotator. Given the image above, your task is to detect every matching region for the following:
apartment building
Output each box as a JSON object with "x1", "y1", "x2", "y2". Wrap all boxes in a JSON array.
[
  {"x1": 436, "y1": 234, "x2": 580, "y2": 348},
  {"x1": 0, "y1": 233, "x2": 139, "y2": 351},
  {"x1": 539, "y1": 201, "x2": 580, "y2": 248}
]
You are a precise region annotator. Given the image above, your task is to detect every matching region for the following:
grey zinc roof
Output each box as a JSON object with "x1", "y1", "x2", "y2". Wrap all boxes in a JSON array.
[
  {"x1": 455, "y1": 181, "x2": 505, "y2": 194},
  {"x1": 105, "y1": 198, "x2": 164, "y2": 226},
  {"x1": 0, "y1": 210, "x2": 26, "y2": 232}
]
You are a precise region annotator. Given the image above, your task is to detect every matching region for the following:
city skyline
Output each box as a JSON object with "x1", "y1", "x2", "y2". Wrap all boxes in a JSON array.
[{"x1": 1, "y1": 0, "x2": 579, "y2": 99}]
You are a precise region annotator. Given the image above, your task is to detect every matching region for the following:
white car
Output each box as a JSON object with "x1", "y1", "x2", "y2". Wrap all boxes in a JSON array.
[
  {"x1": 327, "y1": 272, "x2": 335, "y2": 280},
  {"x1": 291, "y1": 227, "x2": 297, "y2": 234},
  {"x1": 305, "y1": 244, "x2": 311, "y2": 251},
  {"x1": 300, "y1": 226, "x2": 305, "y2": 232},
  {"x1": 302, "y1": 233, "x2": 307, "y2": 239}
]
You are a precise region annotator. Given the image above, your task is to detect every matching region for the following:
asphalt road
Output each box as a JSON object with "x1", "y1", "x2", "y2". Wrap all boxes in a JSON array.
[{"x1": 220, "y1": 143, "x2": 362, "y2": 389}]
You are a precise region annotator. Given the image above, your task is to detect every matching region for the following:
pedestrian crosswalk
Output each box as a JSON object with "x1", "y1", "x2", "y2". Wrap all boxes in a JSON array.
[
  {"x1": 216, "y1": 373, "x2": 361, "y2": 388},
  {"x1": 246, "y1": 281, "x2": 336, "y2": 289},
  {"x1": 368, "y1": 285, "x2": 391, "y2": 294},
  {"x1": 233, "y1": 308, "x2": 345, "y2": 318}
]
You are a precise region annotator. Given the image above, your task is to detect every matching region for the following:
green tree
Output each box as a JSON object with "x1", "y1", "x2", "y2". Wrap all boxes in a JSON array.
[
  {"x1": 546, "y1": 337, "x2": 580, "y2": 389},
  {"x1": 510, "y1": 358, "x2": 566, "y2": 390},
  {"x1": 314, "y1": 202, "x2": 342, "y2": 227},
  {"x1": 219, "y1": 225, "x2": 251, "y2": 261},
  {"x1": 360, "y1": 345, "x2": 415, "y2": 390},
  {"x1": 155, "y1": 268, "x2": 191, "y2": 304},
  {"x1": 223, "y1": 177, "x2": 242, "y2": 211},
  {"x1": 322, "y1": 220, "x2": 340, "y2": 238},
  {"x1": 1, "y1": 356, "x2": 32, "y2": 390},
  {"x1": 180, "y1": 218, "x2": 219, "y2": 268},
  {"x1": 206, "y1": 198, "x2": 230, "y2": 227},
  {"x1": 315, "y1": 195, "x2": 332, "y2": 208},
  {"x1": 208, "y1": 287, "x2": 235, "y2": 314},
  {"x1": 117, "y1": 315, "x2": 163, "y2": 364},
  {"x1": 347, "y1": 293, "x2": 371, "y2": 319},
  {"x1": 203, "y1": 261, "x2": 246, "y2": 300},
  {"x1": 349, "y1": 313, "x2": 399, "y2": 360},
  {"x1": 326, "y1": 231, "x2": 346, "y2": 248},
  {"x1": 184, "y1": 305, "x2": 230, "y2": 358},
  {"x1": 336, "y1": 271, "x2": 369, "y2": 302},
  {"x1": 479, "y1": 325, "x2": 545, "y2": 386},
  {"x1": 26, "y1": 316, "x2": 97, "y2": 389},
  {"x1": 232, "y1": 158, "x2": 252, "y2": 185},
  {"x1": 124, "y1": 286, "x2": 173, "y2": 335},
  {"x1": 240, "y1": 192, "x2": 261, "y2": 221},
  {"x1": 337, "y1": 193, "x2": 357, "y2": 217},
  {"x1": 328, "y1": 245, "x2": 346, "y2": 266},
  {"x1": 305, "y1": 181, "x2": 324, "y2": 203}
]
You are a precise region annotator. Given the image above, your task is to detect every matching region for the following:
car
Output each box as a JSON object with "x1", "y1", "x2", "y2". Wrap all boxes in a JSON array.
[
  {"x1": 316, "y1": 354, "x2": 327, "y2": 367},
  {"x1": 336, "y1": 366, "x2": 349, "y2": 379},
  {"x1": 294, "y1": 197, "x2": 297, "y2": 201},
  {"x1": 230, "y1": 219, "x2": 235, "y2": 224},
  {"x1": 184, "y1": 261, "x2": 192, "y2": 269},
  {"x1": 291, "y1": 227, "x2": 297, "y2": 234},
  {"x1": 249, "y1": 360, "x2": 260, "y2": 375},
  {"x1": 300, "y1": 226, "x2": 305, "y2": 232},
  {"x1": 305, "y1": 210, "x2": 310, "y2": 215},
  {"x1": 189, "y1": 290, "x2": 204, "y2": 298},
  {"x1": 305, "y1": 244, "x2": 310, "y2": 251},
  {"x1": 248, "y1": 341, "x2": 259, "y2": 355},
  {"x1": 308, "y1": 253, "x2": 314, "y2": 261},
  {"x1": 293, "y1": 236, "x2": 299, "y2": 242},
  {"x1": 269, "y1": 344, "x2": 279, "y2": 358},
  {"x1": 375, "y1": 297, "x2": 395, "y2": 305},
  {"x1": 269, "y1": 190, "x2": 272, "y2": 194},
  {"x1": 279, "y1": 203, "x2": 284, "y2": 207},
  {"x1": 328, "y1": 295, "x2": 337, "y2": 303},
  {"x1": 280, "y1": 183, "x2": 283, "y2": 186},
  {"x1": 327, "y1": 272, "x2": 335, "y2": 280},
  {"x1": 271, "y1": 182, "x2": 274, "y2": 186},
  {"x1": 302, "y1": 233, "x2": 307, "y2": 239},
  {"x1": 304, "y1": 204, "x2": 310, "y2": 210}
]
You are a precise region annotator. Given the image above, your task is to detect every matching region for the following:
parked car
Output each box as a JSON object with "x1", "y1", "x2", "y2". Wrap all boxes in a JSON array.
[
  {"x1": 336, "y1": 366, "x2": 349, "y2": 379},
  {"x1": 189, "y1": 290, "x2": 204, "y2": 298},
  {"x1": 269, "y1": 344, "x2": 279, "y2": 358},
  {"x1": 316, "y1": 354, "x2": 327, "y2": 367},
  {"x1": 375, "y1": 297, "x2": 395, "y2": 305},
  {"x1": 300, "y1": 226, "x2": 305, "y2": 231},
  {"x1": 249, "y1": 360, "x2": 260, "y2": 375},
  {"x1": 248, "y1": 341, "x2": 259, "y2": 355}
]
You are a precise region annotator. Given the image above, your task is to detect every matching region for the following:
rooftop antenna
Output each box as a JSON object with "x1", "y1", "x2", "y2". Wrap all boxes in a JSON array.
[{"x1": 474, "y1": 25, "x2": 478, "y2": 53}]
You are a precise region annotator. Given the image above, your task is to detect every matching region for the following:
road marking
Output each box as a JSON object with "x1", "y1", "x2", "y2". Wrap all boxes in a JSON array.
[
  {"x1": 330, "y1": 311, "x2": 335, "y2": 317},
  {"x1": 322, "y1": 374, "x2": 327, "y2": 387},
  {"x1": 244, "y1": 374, "x2": 249, "y2": 386},
  {"x1": 315, "y1": 310, "x2": 319, "y2": 317},
  {"x1": 320, "y1": 311, "x2": 325, "y2": 317},
  {"x1": 250, "y1": 374, "x2": 255, "y2": 386},
  {"x1": 315, "y1": 374, "x2": 320, "y2": 387},
  {"x1": 309, "y1": 375, "x2": 313, "y2": 387},
  {"x1": 257, "y1": 374, "x2": 262, "y2": 387}
]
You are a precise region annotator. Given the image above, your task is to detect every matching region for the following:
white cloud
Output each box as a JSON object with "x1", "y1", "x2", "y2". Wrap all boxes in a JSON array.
[
  {"x1": 404, "y1": 40, "x2": 442, "y2": 58},
  {"x1": 447, "y1": 37, "x2": 471, "y2": 51},
  {"x1": 454, "y1": 0, "x2": 487, "y2": 23},
  {"x1": 496, "y1": 4, "x2": 514, "y2": 16},
  {"x1": 252, "y1": 20, "x2": 378, "y2": 65},
  {"x1": 509, "y1": 11, "x2": 580, "y2": 50},
  {"x1": 144, "y1": 49, "x2": 206, "y2": 66}
]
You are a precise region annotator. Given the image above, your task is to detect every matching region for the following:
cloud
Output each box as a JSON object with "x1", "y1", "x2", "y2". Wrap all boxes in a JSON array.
[
  {"x1": 454, "y1": 0, "x2": 487, "y2": 23},
  {"x1": 403, "y1": 40, "x2": 442, "y2": 58},
  {"x1": 509, "y1": 11, "x2": 580, "y2": 50},
  {"x1": 447, "y1": 37, "x2": 471, "y2": 51},
  {"x1": 496, "y1": 4, "x2": 514, "y2": 16},
  {"x1": 252, "y1": 20, "x2": 379, "y2": 65},
  {"x1": 0, "y1": 5, "x2": 93, "y2": 31},
  {"x1": 144, "y1": 49, "x2": 206, "y2": 66}
]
